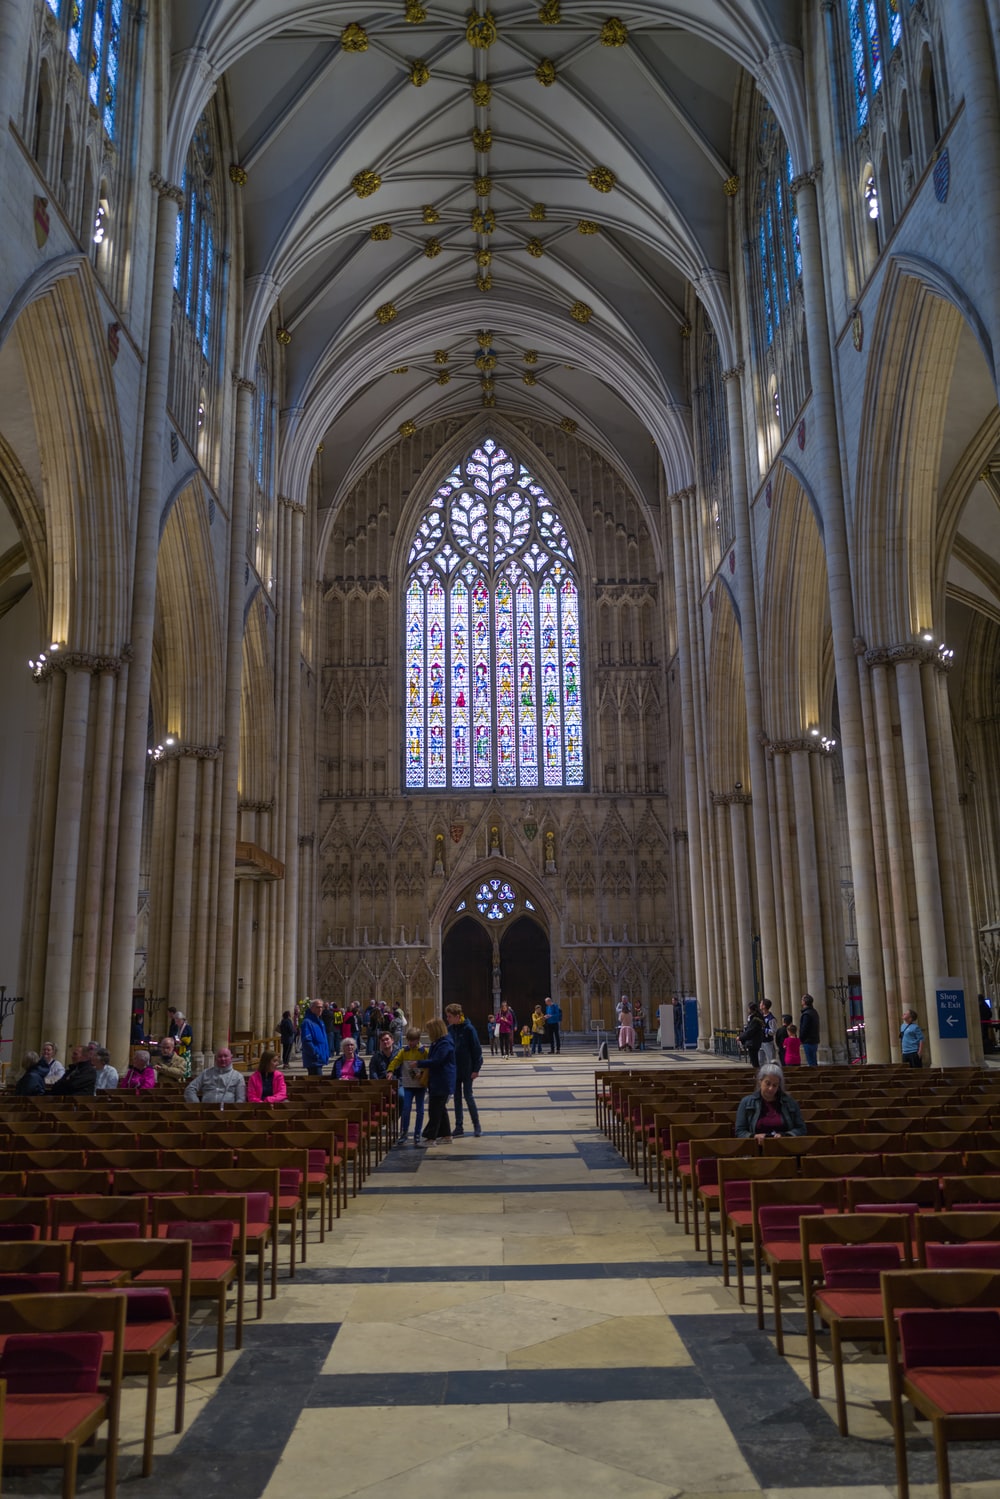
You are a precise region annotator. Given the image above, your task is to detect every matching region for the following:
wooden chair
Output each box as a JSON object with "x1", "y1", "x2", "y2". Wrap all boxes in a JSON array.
[
  {"x1": 670, "y1": 1122, "x2": 730, "y2": 1231},
  {"x1": 716, "y1": 1157, "x2": 799, "y2": 1298},
  {"x1": 942, "y1": 1175, "x2": 1000, "y2": 1211},
  {"x1": 0, "y1": 1240, "x2": 71, "y2": 1292},
  {"x1": 271, "y1": 1127, "x2": 346, "y2": 1231},
  {"x1": 799, "y1": 1153, "x2": 883, "y2": 1182},
  {"x1": 691, "y1": 1139, "x2": 756, "y2": 1259},
  {"x1": 917, "y1": 1210, "x2": 1000, "y2": 1266},
  {"x1": 0, "y1": 1290, "x2": 126, "y2": 1499},
  {"x1": 234, "y1": 1148, "x2": 309, "y2": 1273},
  {"x1": 112, "y1": 1167, "x2": 196, "y2": 1198},
  {"x1": 751, "y1": 1177, "x2": 842, "y2": 1350},
  {"x1": 23, "y1": 1170, "x2": 110, "y2": 1199},
  {"x1": 50, "y1": 1195, "x2": 149, "y2": 1245},
  {"x1": 150, "y1": 1194, "x2": 246, "y2": 1377},
  {"x1": 85, "y1": 1150, "x2": 161, "y2": 1172},
  {"x1": 197, "y1": 1168, "x2": 280, "y2": 1314},
  {"x1": 881, "y1": 1269, "x2": 1000, "y2": 1499},
  {"x1": 73, "y1": 1237, "x2": 192, "y2": 1477},
  {"x1": 881, "y1": 1151, "x2": 965, "y2": 1178},
  {"x1": 800, "y1": 1211, "x2": 913, "y2": 1434},
  {"x1": 845, "y1": 1175, "x2": 941, "y2": 1213},
  {"x1": 0, "y1": 1199, "x2": 49, "y2": 1242}
]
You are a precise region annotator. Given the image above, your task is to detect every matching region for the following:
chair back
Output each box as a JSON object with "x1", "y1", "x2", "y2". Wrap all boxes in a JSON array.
[
  {"x1": 924, "y1": 1241, "x2": 1000, "y2": 1270},
  {"x1": 898, "y1": 1307, "x2": 1000, "y2": 1369},
  {"x1": 819, "y1": 1242, "x2": 902, "y2": 1287},
  {"x1": 845, "y1": 1175, "x2": 940, "y2": 1211}
]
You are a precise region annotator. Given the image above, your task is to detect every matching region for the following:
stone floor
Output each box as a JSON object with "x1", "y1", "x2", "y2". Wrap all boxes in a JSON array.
[{"x1": 9, "y1": 1048, "x2": 1000, "y2": 1497}]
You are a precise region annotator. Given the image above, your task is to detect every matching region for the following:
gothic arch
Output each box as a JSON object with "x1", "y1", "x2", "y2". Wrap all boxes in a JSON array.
[
  {"x1": 2, "y1": 266, "x2": 129, "y2": 650},
  {"x1": 760, "y1": 467, "x2": 831, "y2": 739},
  {"x1": 239, "y1": 593, "x2": 276, "y2": 806},
  {"x1": 706, "y1": 583, "x2": 747, "y2": 790},
  {"x1": 152, "y1": 479, "x2": 224, "y2": 746},
  {"x1": 855, "y1": 260, "x2": 997, "y2": 643}
]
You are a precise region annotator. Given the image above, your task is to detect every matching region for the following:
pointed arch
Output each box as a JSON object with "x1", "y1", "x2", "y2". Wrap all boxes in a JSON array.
[
  {"x1": 706, "y1": 582, "x2": 748, "y2": 790},
  {"x1": 239, "y1": 593, "x2": 275, "y2": 806},
  {"x1": 761, "y1": 466, "x2": 831, "y2": 737},
  {"x1": 152, "y1": 479, "x2": 224, "y2": 745}
]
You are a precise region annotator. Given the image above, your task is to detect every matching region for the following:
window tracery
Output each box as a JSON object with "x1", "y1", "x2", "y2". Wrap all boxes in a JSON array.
[
  {"x1": 404, "y1": 438, "x2": 584, "y2": 791},
  {"x1": 693, "y1": 314, "x2": 733, "y2": 581}
]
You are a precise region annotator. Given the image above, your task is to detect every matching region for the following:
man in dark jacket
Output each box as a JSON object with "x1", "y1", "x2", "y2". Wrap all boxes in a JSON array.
[
  {"x1": 445, "y1": 1004, "x2": 483, "y2": 1137},
  {"x1": 799, "y1": 993, "x2": 821, "y2": 1067},
  {"x1": 52, "y1": 1044, "x2": 98, "y2": 1095}
]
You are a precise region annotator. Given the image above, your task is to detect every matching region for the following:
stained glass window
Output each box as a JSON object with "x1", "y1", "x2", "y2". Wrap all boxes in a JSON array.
[
  {"x1": 849, "y1": 0, "x2": 905, "y2": 131},
  {"x1": 51, "y1": 0, "x2": 122, "y2": 137},
  {"x1": 174, "y1": 117, "x2": 217, "y2": 363},
  {"x1": 755, "y1": 134, "x2": 800, "y2": 348},
  {"x1": 475, "y1": 880, "x2": 517, "y2": 920},
  {"x1": 405, "y1": 438, "x2": 584, "y2": 790}
]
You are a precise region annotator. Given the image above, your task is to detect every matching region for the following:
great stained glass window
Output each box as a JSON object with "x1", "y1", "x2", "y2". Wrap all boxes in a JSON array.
[{"x1": 405, "y1": 438, "x2": 584, "y2": 790}]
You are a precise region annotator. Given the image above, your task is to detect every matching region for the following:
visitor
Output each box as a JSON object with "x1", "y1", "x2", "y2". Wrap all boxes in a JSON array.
[
  {"x1": 247, "y1": 1048, "x2": 287, "y2": 1103},
  {"x1": 735, "y1": 1063, "x2": 806, "y2": 1142},
  {"x1": 120, "y1": 1048, "x2": 157, "y2": 1091},
  {"x1": 422, "y1": 1017, "x2": 456, "y2": 1144},
  {"x1": 389, "y1": 1026, "x2": 429, "y2": 1144},
  {"x1": 184, "y1": 1046, "x2": 246, "y2": 1104},
  {"x1": 300, "y1": 998, "x2": 331, "y2": 1076},
  {"x1": 446, "y1": 1003, "x2": 483, "y2": 1137},
  {"x1": 799, "y1": 994, "x2": 821, "y2": 1067}
]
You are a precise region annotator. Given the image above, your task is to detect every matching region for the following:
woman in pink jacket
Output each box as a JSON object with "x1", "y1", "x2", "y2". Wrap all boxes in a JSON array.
[
  {"x1": 119, "y1": 1048, "x2": 156, "y2": 1090},
  {"x1": 246, "y1": 1049, "x2": 288, "y2": 1103}
]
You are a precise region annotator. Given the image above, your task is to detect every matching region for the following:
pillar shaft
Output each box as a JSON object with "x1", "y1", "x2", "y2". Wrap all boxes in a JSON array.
[
  {"x1": 723, "y1": 367, "x2": 781, "y2": 1004},
  {"x1": 791, "y1": 750, "x2": 827, "y2": 1025},
  {"x1": 871, "y1": 662, "x2": 912, "y2": 1059},
  {"x1": 213, "y1": 377, "x2": 256, "y2": 1039},
  {"x1": 729, "y1": 797, "x2": 756, "y2": 1012},
  {"x1": 42, "y1": 668, "x2": 91, "y2": 1047},
  {"x1": 792, "y1": 171, "x2": 887, "y2": 1057},
  {"x1": 897, "y1": 658, "x2": 947, "y2": 1056},
  {"x1": 668, "y1": 492, "x2": 712, "y2": 1040},
  {"x1": 283, "y1": 503, "x2": 305, "y2": 1006},
  {"x1": 108, "y1": 178, "x2": 182, "y2": 1050}
]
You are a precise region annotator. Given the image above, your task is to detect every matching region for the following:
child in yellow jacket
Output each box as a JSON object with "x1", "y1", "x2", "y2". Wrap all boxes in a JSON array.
[{"x1": 388, "y1": 1027, "x2": 429, "y2": 1143}]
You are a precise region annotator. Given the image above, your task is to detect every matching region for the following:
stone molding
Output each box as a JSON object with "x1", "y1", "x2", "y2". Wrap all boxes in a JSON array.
[
  {"x1": 711, "y1": 790, "x2": 752, "y2": 805},
  {"x1": 790, "y1": 164, "x2": 823, "y2": 196},
  {"x1": 149, "y1": 172, "x2": 183, "y2": 205}
]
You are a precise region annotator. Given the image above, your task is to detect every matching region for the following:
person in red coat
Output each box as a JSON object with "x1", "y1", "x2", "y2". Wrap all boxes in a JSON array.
[{"x1": 246, "y1": 1048, "x2": 287, "y2": 1103}]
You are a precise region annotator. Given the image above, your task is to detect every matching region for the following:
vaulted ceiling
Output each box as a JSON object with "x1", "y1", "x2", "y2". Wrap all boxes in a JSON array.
[{"x1": 169, "y1": 2, "x2": 804, "y2": 506}]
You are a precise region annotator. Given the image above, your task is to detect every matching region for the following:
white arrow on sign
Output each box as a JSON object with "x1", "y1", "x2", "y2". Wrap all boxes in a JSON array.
[{"x1": 946, "y1": 1015, "x2": 959, "y2": 1027}]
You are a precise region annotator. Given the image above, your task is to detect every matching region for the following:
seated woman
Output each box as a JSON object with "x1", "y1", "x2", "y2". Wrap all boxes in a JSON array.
[
  {"x1": 119, "y1": 1048, "x2": 157, "y2": 1091},
  {"x1": 247, "y1": 1048, "x2": 287, "y2": 1103},
  {"x1": 735, "y1": 1062, "x2": 806, "y2": 1142},
  {"x1": 332, "y1": 1037, "x2": 367, "y2": 1081}
]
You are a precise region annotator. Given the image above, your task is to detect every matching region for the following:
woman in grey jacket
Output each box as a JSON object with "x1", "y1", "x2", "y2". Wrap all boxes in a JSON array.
[{"x1": 735, "y1": 1063, "x2": 807, "y2": 1142}]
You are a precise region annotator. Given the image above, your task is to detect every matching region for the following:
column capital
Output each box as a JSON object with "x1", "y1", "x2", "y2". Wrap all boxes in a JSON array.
[
  {"x1": 721, "y1": 362, "x2": 745, "y2": 383},
  {"x1": 864, "y1": 642, "x2": 937, "y2": 668},
  {"x1": 672, "y1": 827, "x2": 689, "y2": 843},
  {"x1": 711, "y1": 790, "x2": 753, "y2": 806},
  {"x1": 233, "y1": 374, "x2": 257, "y2": 395},
  {"x1": 790, "y1": 164, "x2": 823, "y2": 197},
  {"x1": 30, "y1": 648, "x2": 131, "y2": 681},
  {"x1": 238, "y1": 798, "x2": 275, "y2": 814},
  {"x1": 150, "y1": 739, "x2": 223, "y2": 762},
  {"x1": 760, "y1": 734, "x2": 826, "y2": 757},
  {"x1": 278, "y1": 494, "x2": 307, "y2": 514},
  {"x1": 149, "y1": 172, "x2": 184, "y2": 205},
  {"x1": 667, "y1": 485, "x2": 696, "y2": 507}
]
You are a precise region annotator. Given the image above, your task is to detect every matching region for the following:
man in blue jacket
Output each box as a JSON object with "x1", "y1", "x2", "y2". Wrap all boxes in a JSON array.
[
  {"x1": 300, "y1": 998, "x2": 331, "y2": 1076},
  {"x1": 446, "y1": 1004, "x2": 483, "y2": 1137},
  {"x1": 544, "y1": 996, "x2": 562, "y2": 1054}
]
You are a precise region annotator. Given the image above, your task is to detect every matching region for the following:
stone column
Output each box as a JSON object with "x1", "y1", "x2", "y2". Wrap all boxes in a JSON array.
[
  {"x1": 41, "y1": 665, "x2": 91, "y2": 1046},
  {"x1": 713, "y1": 797, "x2": 738, "y2": 1029},
  {"x1": 791, "y1": 168, "x2": 887, "y2": 1059},
  {"x1": 683, "y1": 494, "x2": 718, "y2": 1041},
  {"x1": 728, "y1": 793, "x2": 756, "y2": 1011},
  {"x1": 282, "y1": 500, "x2": 305, "y2": 1007},
  {"x1": 76, "y1": 666, "x2": 119, "y2": 1040},
  {"x1": 212, "y1": 375, "x2": 256, "y2": 1040},
  {"x1": 869, "y1": 655, "x2": 913, "y2": 1060},
  {"x1": 791, "y1": 746, "x2": 829, "y2": 1047},
  {"x1": 108, "y1": 174, "x2": 183, "y2": 1051},
  {"x1": 165, "y1": 751, "x2": 198, "y2": 1004},
  {"x1": 0, "y1": 0, "x2": 31, "y2": 132},
  {"x1": 896, "y1": 655, "x2": 947, "y2": 1062},
  {"x1": 722, "y1": 364, "x2": 781, "y2": 1004},
  {"x1": 188, "y1": 753, "x2": 218, "y2": 1047},
  {"x1": 668, "y1": 491, "x2": 712, "y2": 1043},
  {"x1": 770, "y1": 748, "x2": 803, "y2": 997}
]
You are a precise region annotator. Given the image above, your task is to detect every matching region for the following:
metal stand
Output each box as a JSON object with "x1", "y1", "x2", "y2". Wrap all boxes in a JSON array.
[
  {"x1": 0, "y1": 985, "x2": 26, "y2": 1078},
  {"x1": 591, "y1": 1018, "x2": 608, "y2": 1059}
]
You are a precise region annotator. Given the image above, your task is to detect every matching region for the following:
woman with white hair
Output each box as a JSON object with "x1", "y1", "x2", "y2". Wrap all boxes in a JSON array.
[{"x1": 734, "y1": 1063, "x2": 806, "y2": 1143}]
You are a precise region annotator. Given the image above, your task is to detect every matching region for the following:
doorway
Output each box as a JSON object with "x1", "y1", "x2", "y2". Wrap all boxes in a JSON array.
[
  {"x1": 500, "y1": 916, "x2": 551, "y2": 1028},
  {"x1": 442, "y1": 917, "x2": 492, "y2": 1036},
  {"x1": 441, "y1": 913, "x2": 552, "y2": 1039}
]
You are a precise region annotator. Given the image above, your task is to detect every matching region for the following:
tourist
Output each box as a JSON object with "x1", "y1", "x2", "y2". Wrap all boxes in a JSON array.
[
  {"x1": 422, "y1": 1017, "x2": 456, "y2": 1144},
  {"x1": 52, "y1": 1043, "x2": 98, "y2": 1095},
  {"x1": 900, "y1": 1008, "x2": 925, "y2": 1068},
  {"x1": 735, "y1": 1063, "x2": 806, "y2": 1142},
  {"x1": 120, "y1": 1048, "x2": 157, "y2": 1091},
  {"x1": 617, "y1": 997, "x2": 635, "y2": 1052},
  {"x1": 39, "y1": 1041, "x2": 65, "y2": 1087},
  {"x1": 184, "y1": 1046, "x2": 246, "y2": 1104},
  {"x1": 247, "y1": 1048, "x2": 287, "y2": 1103},
  {"x1": 94, "y1": 1048, "x2": 119, "y2": 1090},
  {"x1": 300, "y1": 998, "x2": 331, "y2": 1076},
  {"x1": 278, "y1": 1010, "x2": 296, "y2": 1068},
  {"x1": 739, "y1": 1005, "x2": 764, "y2": 1068},
  {"x1": 530, "y1": 1004, "x2": 546, "y2": 1055},
  {"x1": 782, "y1": 1023, "x2": 802, "y2": 1066},
  {"x1": 151, "y1": 1036, "x2": 186, "y2": 1083},
  {"x1": 545, "y1": 995, "x2": 562, "y2": 1054},
  {"x1": 496, "y1": 1002, "x2": 515, "y2": 1058},
  {"x1": 13, "y1": 1051, "x2": 46, "y2": 1096},
  {"x1": 369, "y1": 1031, "x2": 398, "y2": 1080},
  {"x1": 389, "y1": 1026, "x2": 429, "y2": 1143},
  {"x1": 446, "y1": 1004, "x2": 483, "y2": 1137},
  {"x1": 332, "y1": 1037, "x2": 367, "y2": 1080},
  {"x1": 799, "y1": 994, "x2": 821, "y2": 1067}
]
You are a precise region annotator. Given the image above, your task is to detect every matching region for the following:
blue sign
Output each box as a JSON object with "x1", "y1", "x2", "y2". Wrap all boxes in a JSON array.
[{"x1": 935, "y1": 987, "x2": 968, "y2": 1040}]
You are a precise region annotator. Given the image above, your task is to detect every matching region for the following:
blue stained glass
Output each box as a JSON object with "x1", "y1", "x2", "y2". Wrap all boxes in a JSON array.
[
  {"x1": 173, "y1": 173, "x2": 185, "y2": 289},
  {"x1": 849, "y1": 0, "x2": 868, "y2": 128},
  {"x1": 89, "y1": 0, "x2": 104, "y2": 106},
  {"x1": 46, "y1": 0, "x2": 59, "y2": 13},
  {"x1": 202, "y1": 224, "x2": 214, "y2": 358},
  {"x1": 103, "y1": 0, "x2": 121, "y2": 136},
  {"x1": 866, "y1": 0, "x2": 882, "y2": 96},
  {"x1": 68, "y1": 0, "x2": 82, "y2": 62},
  {"x1": 887, "y1": 0, "x2": 902, "y2": 47},
  {"x1": 759, "y1": 219, "x2": 774, "y2": 345}
]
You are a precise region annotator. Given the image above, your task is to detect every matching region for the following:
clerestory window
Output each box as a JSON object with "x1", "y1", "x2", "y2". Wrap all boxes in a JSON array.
[{"x1": 404, "y1": 437, "x2": 584, "y2": 791}]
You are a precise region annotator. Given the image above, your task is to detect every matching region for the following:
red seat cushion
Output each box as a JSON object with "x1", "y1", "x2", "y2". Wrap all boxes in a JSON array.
[
  {"x1": 907, "y1": 1370, "x2": 1000, "y2": 1414},
  {"x1": 815, "y1": 1288, "x2": 885, "y2": 1320},
  {"x1": 819, "y1": 1243, "x2": 901, "y2": 1288},
  {"x1": 4, "y1": 1393, "x2": 106, "y2": 1439}
]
